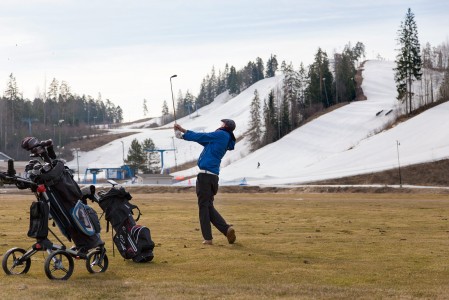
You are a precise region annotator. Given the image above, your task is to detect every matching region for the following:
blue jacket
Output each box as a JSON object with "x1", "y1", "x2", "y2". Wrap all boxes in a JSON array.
[{"x1": 183, "y1": 128, "x2": 235, "y2": 175}]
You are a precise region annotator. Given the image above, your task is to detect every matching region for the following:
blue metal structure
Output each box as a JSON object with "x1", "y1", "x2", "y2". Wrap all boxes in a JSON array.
[
  {"x1": 83, "y1": 165, "x2": 134, "y2": 184},
  {"x1": 144, "y1": 149, "x2": 175, "y2": 174}
]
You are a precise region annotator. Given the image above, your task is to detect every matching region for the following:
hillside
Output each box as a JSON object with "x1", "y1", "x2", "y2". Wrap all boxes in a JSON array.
[
  {"x1": 311, "y1": 158, "x2": 449, "y2": 187},
  {"x1": 66, "y1": 60, "x2": 449, "y2": 186}
]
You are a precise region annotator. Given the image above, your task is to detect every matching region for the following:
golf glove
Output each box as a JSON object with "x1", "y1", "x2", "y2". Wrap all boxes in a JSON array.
[{"x1": 175, "y1": 130, "x2": 183, "y2": 139}]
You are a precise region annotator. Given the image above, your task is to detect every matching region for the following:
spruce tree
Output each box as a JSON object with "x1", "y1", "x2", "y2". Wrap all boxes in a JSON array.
[
  {"x1": 394, "y1": 8, "x2": 422, "y2": 114},
  {"x1": 334, "y1": 43, "x2": 360, "y2": 103},
  {"x1": 161, "y1": 100, "x2": 170, "y2": 124},
  {"x1": 227, "y1": 66, "x2": 240, "y2": 95},
  {"x1": 126, "y1": 138, "x2": 146, "y2": 174},
  {"x1": 207, "y1": 67, "x2": 217, "y2": 103},
  {"x1": 266, "y1": 54, "x2": 278, "y2": 77},
  {"x1": 142, "y1": 138, "x2": 160, "y2": 174},
  {"x1": 248, "y1": 89, "x2": 262, "y2": 151},
  {"x1": 256, "y1": 57, "x2": 265, "y2": 81},
  {"x1": 263, "y1": 89, "x2": 279, "y2": 144},
  {"x1": 279, "y1": 92, "x2": 291, "y2": 137},
  {"x1": 184, "y1": 90, "x2": 195, "y2": 116},
  {"x1": 196, "y1": 79, "x2": 207, "y2": 108},
  {"x1": 306, "y1": 48, "x2": 334, "y2": 108},
  {"x1": 298, "y1": 63, "x2": 308, "y2": 109},
  {"x1": 282, "y1": 62, "x2": 302, "y2": 129}
]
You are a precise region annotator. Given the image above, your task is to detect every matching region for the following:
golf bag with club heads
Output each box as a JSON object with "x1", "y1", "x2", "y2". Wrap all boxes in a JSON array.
[
  {"x1": 87, "y1": 181, "x2": 154, "y2": 263},
  {"x1": 1, "y1": 137, "x2": 108, "y2": 280},
  {"x1": 21, "y1": 137, "x2": 104, "y2": 252}
]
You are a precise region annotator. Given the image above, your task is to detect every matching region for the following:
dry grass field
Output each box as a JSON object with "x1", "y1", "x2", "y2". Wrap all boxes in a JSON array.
[{"x1": 1, "y1": 191, "x2": 449, "y2": 299}]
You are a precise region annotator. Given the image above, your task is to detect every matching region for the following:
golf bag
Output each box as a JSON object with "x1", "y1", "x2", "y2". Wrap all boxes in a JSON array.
[
  {"x1": 31, "y1": 159, "x2": 103, "y2": 251},
  {"x1": 98, "y1": 186, "x2": 154, "y2": 262},
  {"x1": 19, "y1": 136, "x2": 104, "y2": 252}
]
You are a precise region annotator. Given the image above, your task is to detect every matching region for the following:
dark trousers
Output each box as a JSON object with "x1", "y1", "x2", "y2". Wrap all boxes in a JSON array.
[{"x1": 196, "y1": 173, "x2": 228, "y2": 240}]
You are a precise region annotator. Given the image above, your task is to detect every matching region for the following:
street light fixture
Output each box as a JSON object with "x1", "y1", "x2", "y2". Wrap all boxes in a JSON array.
[
  {"x1": 322, "y1": 77, "x2": 329, "y2": 107},
  {"x1": 120, "y1": 141, "x2": 125, "y2": 165},
  {"x1": 73, "y1": 148, "x2": 81, "y2": 182},
  {"x1": 58, "y1": 119, "x2": 65, "y2": 158},
  {"x1": 170, "y1": 75, "x2": 177, "y2": 123},
  {"x1": 351, "y1": 77, "x2": 355, "y2": 102},
  {"x1": 396, "y1": 140, "x2": 402, "y2": 188}
]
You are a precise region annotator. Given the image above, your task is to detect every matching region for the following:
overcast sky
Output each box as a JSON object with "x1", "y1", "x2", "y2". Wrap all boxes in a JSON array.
[{"x1": 1, "y1": 0, "x2": 448, "y2": 122}]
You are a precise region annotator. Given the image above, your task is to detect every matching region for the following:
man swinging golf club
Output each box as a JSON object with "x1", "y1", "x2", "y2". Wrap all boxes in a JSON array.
[{"x1": 174, "y1": 119, "x2": 237, "y2": 245}]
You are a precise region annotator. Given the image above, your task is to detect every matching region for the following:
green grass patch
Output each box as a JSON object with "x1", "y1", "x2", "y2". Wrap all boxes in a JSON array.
[{"x1": 1, "y1": 192, "x2": 449, "y2": 299}]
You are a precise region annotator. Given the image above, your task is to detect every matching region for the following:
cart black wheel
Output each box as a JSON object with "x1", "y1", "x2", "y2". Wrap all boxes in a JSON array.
[
  {"x1": 86, "y1": 250, "x2": 108, "y2": 273},
  {"x1": 2, "y1": 247, "x2": 31, "y2": 275},
  {"x1": 44, "y1": 250, "x2": 74, "y2": 280}
]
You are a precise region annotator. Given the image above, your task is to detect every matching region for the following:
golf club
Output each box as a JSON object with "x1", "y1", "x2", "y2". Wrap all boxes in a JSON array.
[{"x1": 170, "y1": 74, "x2": 177, "y2": 124}]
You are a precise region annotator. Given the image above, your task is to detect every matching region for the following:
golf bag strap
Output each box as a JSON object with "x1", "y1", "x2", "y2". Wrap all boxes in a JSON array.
[{"x1": 130, "y1": 204, "x2": 141, "y2": 222}]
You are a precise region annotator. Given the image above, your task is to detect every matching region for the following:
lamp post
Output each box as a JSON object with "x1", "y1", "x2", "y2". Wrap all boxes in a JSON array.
[
  {"x1": 73, "y1": 148, "x2": 80, "y2": 182},
  {"x1": 58, "y1": 119, "x2": 64, "y2": 157},
  {"x1": 322, "y1": 77, "x2": 329, "y2": 107},
  {"x1": 120, "y1": 141, "x2": 125, "y2": 165},
  {"x1": 396, "y1": 140, "x2": 402, "y2": 188},
  {"x1": 170, "y1": 75, "x2": 177, "y2": 123}
]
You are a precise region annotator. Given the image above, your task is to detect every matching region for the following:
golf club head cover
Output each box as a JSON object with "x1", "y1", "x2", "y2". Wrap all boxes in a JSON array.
[{"x1": 21, "y1": 137, "x2": 39, "y2": 151}]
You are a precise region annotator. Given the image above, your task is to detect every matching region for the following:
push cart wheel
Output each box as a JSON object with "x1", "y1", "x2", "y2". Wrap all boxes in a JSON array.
[
  {"x1": 86, "y1": 249, "x2": 108, "y2": 273},
  {"x1": 2, "y1": 247, "x2": 31, "y2": 275},
  {"x1": 44, "y1": 250, "x2": 74, "y2": 280}
]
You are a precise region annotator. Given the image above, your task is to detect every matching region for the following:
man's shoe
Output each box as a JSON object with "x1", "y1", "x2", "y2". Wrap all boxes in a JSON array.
[
  {"x1": 202, "y1": 240, "x2": 213, "y2": 245},
  {"x1": 226, "y1": 227, "x2": 236, "y2": 244}
]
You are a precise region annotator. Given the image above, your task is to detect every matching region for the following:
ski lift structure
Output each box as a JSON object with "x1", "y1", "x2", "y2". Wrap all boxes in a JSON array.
[
  {"x1": 84, "y1": 165, "x2": 134, "y2": 184},
  {"x1": 144, "y1": 148, "x2": 176, "y2": 174}
]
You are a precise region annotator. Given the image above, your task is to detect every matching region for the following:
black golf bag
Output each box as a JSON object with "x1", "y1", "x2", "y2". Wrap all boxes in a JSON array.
[
  {"x1": 22, "y1": 137, "x2": 103, "y2": 252},
  {"x1": 97, "y1": 186, "x2": 154, "y2": 262}
]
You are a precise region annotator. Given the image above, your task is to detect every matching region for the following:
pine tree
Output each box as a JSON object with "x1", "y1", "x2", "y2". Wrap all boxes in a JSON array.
[
  {"x1": 126, "y1": 138, "x2": 146, "y2": 174},
  {"x1": 47, "y1": 78, "x2": 59, "y2": 102},
  {"x1": 282, "y1": 62, "x2": 301, "y2": 129},
  {"x1": 161, "y1": 100, "x2": 170, "y2": 124},
  {"x1": 142, "y1": 138, "x2": 160, "y2": 174},
  {"x1": 255, "y1": 57, "x2": 265, "y2": 81},
  {"x1": 306, "y1": 48, "x2": 333, "y2": 108},
  {"x1": 298, "y1": 63, "x2": 308, "y2": 108},
  {"x1": 241, "y1": 61, "x2": 255, "y2": 88},
  {"x1": 176, "y1": 90, "x2": 186, "y2": 118},
  {"x1": 207, "y1": 66, "x2": 217, "y2": 103},
  {"x1": 227, "y1": 66, "x2": 240, "y2": 95},
  {"x1": 184, "y1": 90, "x2": 195, "y2": 117},
  {"x1": 279, "y1": 92, "x2": 291, "y2": 137},
  {"x1": 59, "y1": 81, "x2": 70, "y2": 123},
  {"x1": 3, "y1": 73, "x2": 20, "y2": 148},
  {"x1": 196, "y1": 79, "x2": 208, "y2": 108},
  {"x1": 248, "y1": 90, "x2": 262, "y2": 151},
  {"x1": 9, "y1": 74, "x2": 24, "y2": 124},
  {"x1": 334, "y1": 43, "x2": 359, "y2": 103},
  {"x1": 263, "y1": 89, "x2": 278, "y2": 145},
  {"x1": 266, "y1": 54, "x2": 279, "y2": 77},
  {"x1": 394, "y1": 8, "x2": 422, "y2": 114},
  {"x1": 115, "y1": 106, "x2": 123, "y2": 123}
]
